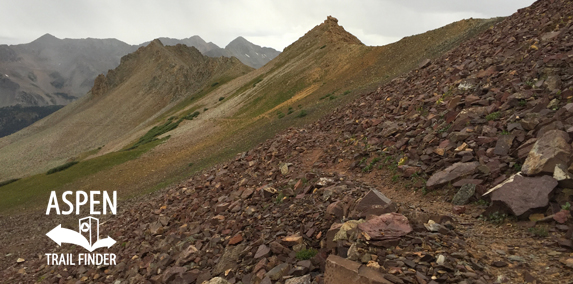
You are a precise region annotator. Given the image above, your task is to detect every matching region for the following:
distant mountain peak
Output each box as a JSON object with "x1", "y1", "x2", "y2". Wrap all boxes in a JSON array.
[
  {"x1": 283, "y1": 15, "x2": 362, "y2": 55},
  {"x1": 230, "y1": 36, "x2": 248, "y2": 42},
  {"x1": 31, "y1": 33, "x2": 60, "y2": 45},
  {"x1": 38, "y1": 33, "x2": 58, "y2": 40},
  {"x1": 325, "y1": 15, "x2": 338, "y2": 24},
  {"x1": 150, "y1": 38, "x2": 164, "y2": 46},
  {"x1": 319, "y1": 15, "x2": 363, "y2": 45},
  {"x1": 222, "y1": 36, "x2": 280, "y2": 68}
]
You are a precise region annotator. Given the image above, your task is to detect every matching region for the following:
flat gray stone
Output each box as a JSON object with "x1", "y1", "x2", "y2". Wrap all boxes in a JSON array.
[
  {"x1": 426, "y1": 162, "x2": 480, "y2": 188},
  {"x1": 452, "y1": 183, "x2": 476, "y2": 205},
  {"x1": 494, "y1": 134, "x2": 515, "y2": 156}
]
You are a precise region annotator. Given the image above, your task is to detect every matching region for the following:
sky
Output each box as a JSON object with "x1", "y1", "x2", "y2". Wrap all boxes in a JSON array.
[{"x1": 0, "y1": 0, "x2": 536, "y2": 51}]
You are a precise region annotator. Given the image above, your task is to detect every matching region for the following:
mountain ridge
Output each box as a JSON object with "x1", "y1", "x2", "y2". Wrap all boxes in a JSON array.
[
  {"x1": 0, "y1": 34, "x2": 280, "y2": 137},
  {"x1": 0, "y1": 15, "x2": 497, "y2": 200},
  {"x1": 0, "y1": 39, "x2": 253, "y2": 180},
  {"x1": 0, "y1": 33, "x2": 279, "y2": 108}
]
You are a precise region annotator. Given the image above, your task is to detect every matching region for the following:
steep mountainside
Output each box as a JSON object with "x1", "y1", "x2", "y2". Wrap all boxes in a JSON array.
[
  {"x1": 0, "y1": 35, "x2": 277, "y2": 109},
  {"x1": 0, "y1": 35, "x2": 277, "y2": 137},
  {"x1": 0, "y1": 14, "x2": 495, "y2": 212},
  {"x1": 0, "y1": 104, "x2": 63, "y2": 137},
  {"x1": 0, "y1": 40, "x2": 252, "y2": 179},
  {"x1": 0, "y1": 34, "x2": 137, "y2": 107},
  {"x1": 2, "y1": 1, "x2": 572, "y2": 283}
]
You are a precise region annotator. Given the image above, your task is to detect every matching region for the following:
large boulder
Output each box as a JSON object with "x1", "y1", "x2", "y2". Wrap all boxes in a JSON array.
[
  {"x1": 357, "y1": 213, "x2": 412, "y2": 241},
  {"x1": 486, "y1": 174, "x2": 558, "y2": 216},
  {"x1": 521, "y1": 130, "x2": 571, "y2": 176}
]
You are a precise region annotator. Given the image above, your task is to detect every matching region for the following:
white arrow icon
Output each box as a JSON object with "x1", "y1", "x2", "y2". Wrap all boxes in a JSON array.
[{"x1": 46, "y1": 224, "x2": 116, "y2": 252}]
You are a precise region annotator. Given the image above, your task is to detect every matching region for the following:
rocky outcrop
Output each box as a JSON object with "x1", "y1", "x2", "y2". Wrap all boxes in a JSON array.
[
  {"x1": 90, "y1": 74, "x2": 108, "y2": 97},
  {"x1": 521, "y1": 130, "x2": 571, "y2": 176}
]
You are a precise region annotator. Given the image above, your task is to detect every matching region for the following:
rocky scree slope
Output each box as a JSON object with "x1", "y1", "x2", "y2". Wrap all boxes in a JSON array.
[{"x1": 3, "y1": 0, "x2": 573, "y2": 283}]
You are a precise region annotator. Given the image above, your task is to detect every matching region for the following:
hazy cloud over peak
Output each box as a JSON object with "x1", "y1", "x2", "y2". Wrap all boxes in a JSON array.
[{"x1": 0, "y1": 0, "x2": 535, "y2": 50}]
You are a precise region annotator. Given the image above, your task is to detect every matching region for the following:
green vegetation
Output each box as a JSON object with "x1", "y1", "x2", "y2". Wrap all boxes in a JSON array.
[
  {"x1": 158, "y1": 75, "x2": 234, "y2": 121},
  {"x1": 236, "y1": 81, "x2": 307, "y2": 119},
  {"x1": 343, "y1": 90, "x2": 351, "y2": 96},
  {"x1": 529, "y1": 226, "x2": 549, "y2": 237},
  {"x1": 0, "y1": 178, "x2": 20, "y2": 188},
  {"x1": 320, "y1": 93, "x2": 334, "y2": 100},
  {"x1": 519, "y1": 100, "x2": 527, "y2": 106},
  {"x1": 486, "y1": 111, "x2": 501, "y2": 121},
  {"x1": 408, "y1": 172, "x2": 427, "y2": 193},
  {"x1": 474, "y1": 199, "x2": 490, "y2": 206},
  {"x1": 320, "y1": 45, "x2": 326, "y2": 49},
  {"x1": 296, "y1": 110, "x2": 308, "y2": 118},
  {"x1": 501, "y1": 130, "x2": 510, "y2": 135},
  {"x1": 512, "y1": 162, "x2": 522, "y2": 171},
  {"x1": 287, "y1": 106, "x2": 294, "y2": 115},
  {"x1": 275, "y1": 191, "x2": 285, "y2": 204},
  {"x1": 46, "y1": 161, "x2": 79, "y2": 175},
  {"x1": 417, "y1": 106, "x2": 429, "y2": 117},
  {"x1": 319, "y1": 92, "x2": 338, "y2": 101},
  {"x1": 182, "y1": 111, "x2": 200, "y2": 120},
  {"x1": 296, "y1": 248, "x2": 318, "y2": 260},
  {"x1": 438, "y1": 124, "x2": 451, "y2": 134},
  {"x1": 362, "y1": 157, "x2": 381, "y2": 173},
  {"x1": 479, "y1": 211, "x2": 507, "y2": 225},
  {"x1": 562, "y1": 202, "x2": 571, "y2": 211},
  {"x1": 128, "y1": 119, "x2": 181, "y2": 150},
  {"x1": 252, "y1": 77, "x2": 263, "y2": 87},
  {"x1": 277, "y1": 111, "x2": 285, "y2": 119},
  {"x1": 219, "y1": 97, "x2": 225, "y2": 101},
  {"x1": 0, "y1": 138, "x2": 165, "y2": 213},
  {"x1": 391, "y1": 174, "x2": 400, "y2": 183}
]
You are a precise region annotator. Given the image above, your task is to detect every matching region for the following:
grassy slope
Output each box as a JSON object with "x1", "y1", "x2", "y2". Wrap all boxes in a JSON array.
[
  {"x1": 0, "y1": 17, "x2": 500, "y2": 214},
  {"x1": 0, "y1": 138, "x2": 166, "y2": 213},
  {"x1": 0, "y1": 41, "x2": 252, "y2": 181}
]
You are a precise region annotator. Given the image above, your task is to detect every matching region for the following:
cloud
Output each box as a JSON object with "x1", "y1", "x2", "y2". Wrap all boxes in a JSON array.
[{"x1": 0, "y1": 0, "x2": 536, "y2": 50}]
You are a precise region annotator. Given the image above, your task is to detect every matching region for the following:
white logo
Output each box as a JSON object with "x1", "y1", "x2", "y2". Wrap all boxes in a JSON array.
[{"x1": 46, "y1": 216, "x2": 116, "y2": 252}]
